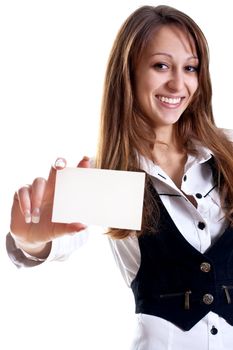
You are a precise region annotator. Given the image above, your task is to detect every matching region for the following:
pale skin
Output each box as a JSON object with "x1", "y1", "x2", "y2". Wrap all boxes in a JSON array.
[{"x1": 10, "y1": 25, "x2": 199, "y2": 257}]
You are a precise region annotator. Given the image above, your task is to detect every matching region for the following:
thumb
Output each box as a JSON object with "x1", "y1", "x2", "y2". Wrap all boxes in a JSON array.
[{"x1": 77, "y1": 156, "x2": 91, "y2": 168}]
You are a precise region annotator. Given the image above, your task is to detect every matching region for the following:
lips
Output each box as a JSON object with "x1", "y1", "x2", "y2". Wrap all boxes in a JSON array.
[
  {"x1": 157, "y1": 95, "x2": 182, "y2": 105},
  {"x1": 156, "y1": 95, "x2": 184, "y2": 108}
]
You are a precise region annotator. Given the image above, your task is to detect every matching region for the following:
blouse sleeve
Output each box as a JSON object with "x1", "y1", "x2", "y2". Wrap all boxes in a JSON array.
[{"x1": 6, "y1": 229, "x2": 90, "y2": 268}]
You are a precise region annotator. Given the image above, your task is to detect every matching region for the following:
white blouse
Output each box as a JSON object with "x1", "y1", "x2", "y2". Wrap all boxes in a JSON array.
[{"x1": 7, "y1": 130, "x2": 233, "y2": 350}]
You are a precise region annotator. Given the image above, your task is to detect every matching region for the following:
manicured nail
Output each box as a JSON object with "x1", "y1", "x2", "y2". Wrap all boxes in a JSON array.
[
  {"x1": 32, "y1": 208, "x2": 40, "y2": 224},
  {"x1": 54, "y1": 158, "x2": 66, "y2": 169},
  {"x1": 82, "y1": 156, "x2": 90, "y2": 161},
  {"x1": 24, "y1": 210, "x2": 31, "y2": 224}
]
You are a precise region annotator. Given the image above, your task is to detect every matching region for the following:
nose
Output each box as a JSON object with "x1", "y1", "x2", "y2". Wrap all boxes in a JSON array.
[{"x1": 167, "y1": 69, "x2": 184, "y2": 92}]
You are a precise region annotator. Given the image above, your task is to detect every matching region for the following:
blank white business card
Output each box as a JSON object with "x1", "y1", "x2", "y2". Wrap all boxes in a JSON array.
[{"x1": 52, "y1": 167, "x2": 145, "y2": 230}]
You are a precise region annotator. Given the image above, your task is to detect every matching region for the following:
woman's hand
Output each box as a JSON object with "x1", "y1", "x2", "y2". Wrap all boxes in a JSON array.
[{"x1": 10, "y1": 157, "x2": 90, "y2": 258}]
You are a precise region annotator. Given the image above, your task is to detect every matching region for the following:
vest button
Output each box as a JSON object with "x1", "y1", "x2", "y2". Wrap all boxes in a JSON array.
[
  {"x1": 203, "y1": 293, "x2": 214, "y2": 305},
  {"x1": 210, "y1": 326, "x2": 218, "y2": 335},
  {"x1": 195, "y1": 193, "x2": 203, "y2": 199},
  {"x1": 200, "y1": 262, "x2": 211, "y2": 273}
]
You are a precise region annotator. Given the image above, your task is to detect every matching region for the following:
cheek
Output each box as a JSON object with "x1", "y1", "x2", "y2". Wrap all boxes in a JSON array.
[
  {"x1": 144, "y1": 73, "x2": 163, "y2": 91},
  {"x1": 191, "y1": 77, "x2": 199, "y2": 95},
  {"x1": 135, "y1": 77, "x2": 150, "y2": 104},
  {"x1": 135, "y1": 77, "x2": 153, "y2": 113},
  {"x1": 136, "y1": 70, "x2": 160, "y2": 94}
]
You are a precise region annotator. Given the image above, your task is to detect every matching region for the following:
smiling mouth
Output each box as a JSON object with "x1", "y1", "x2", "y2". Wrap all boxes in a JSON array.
[{"x1": 157, "y1": 95, "x2": 183, "y2": 105}]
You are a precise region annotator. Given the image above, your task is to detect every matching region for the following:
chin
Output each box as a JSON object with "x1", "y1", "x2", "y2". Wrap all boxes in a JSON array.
[{"x1": 156, "y1": 116, "x2": 181, "y2": 126}]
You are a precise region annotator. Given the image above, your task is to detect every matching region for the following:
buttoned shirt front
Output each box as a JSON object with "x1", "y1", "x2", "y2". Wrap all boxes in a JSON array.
[
  {"x1": 109, "y1": 139, "x2": 232, "y2": 350},
  {"x1": 6, "y1": 130, "x2": 233, "y2": 350}
]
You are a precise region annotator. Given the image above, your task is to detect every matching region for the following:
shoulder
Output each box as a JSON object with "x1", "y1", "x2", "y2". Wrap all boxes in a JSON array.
[{"x1": 219, "y1": 128, "x2": 233, "y2": 142}]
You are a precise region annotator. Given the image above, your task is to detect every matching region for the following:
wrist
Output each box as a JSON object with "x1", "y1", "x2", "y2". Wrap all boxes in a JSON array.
[{"x1": 11, "y1": 233, "x2": 52, "y2": 259}]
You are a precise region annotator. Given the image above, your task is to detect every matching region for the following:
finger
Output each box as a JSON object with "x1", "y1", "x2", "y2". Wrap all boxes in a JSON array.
[
  {"x1": 54, "y1": 157, "x2": 67, "y2": 170},
  {"x1": 77, "y1": 156, "x2": 90, "y2": 168},
  {"x1": 43, "y1": 158, "x2": 67, "y2": 202},
  {"x1": 17, "y1": 185, "x2": 32, "y2": 223},
  {"x1": 31, "y1": 177, "x2": 47, "y2": 223}
]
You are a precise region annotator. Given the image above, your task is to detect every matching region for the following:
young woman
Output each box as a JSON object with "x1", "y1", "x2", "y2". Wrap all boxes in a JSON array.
[{"x1": 7, "y1": 5, "x2": 233, "y2": 349}]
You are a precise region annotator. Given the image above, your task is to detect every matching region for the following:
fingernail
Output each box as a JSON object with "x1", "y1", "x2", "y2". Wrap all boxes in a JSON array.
[
  {"x1": 24, "y1": 210, "x2": 31, "y2": 224},
  {"x1": 55, "y1": 158, "x2": 66, "y2": 169},
  {"x1": 32, "y1": 208, "x2": 40, "y2": 224},
  {"x1": 82, "y1": 156, "x2": 89, "y2": 161}
]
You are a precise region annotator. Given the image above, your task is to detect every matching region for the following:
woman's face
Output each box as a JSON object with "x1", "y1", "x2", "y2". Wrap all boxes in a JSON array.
[{"x1": 135, "y1": 25, "x2": 199, "y2": 129}]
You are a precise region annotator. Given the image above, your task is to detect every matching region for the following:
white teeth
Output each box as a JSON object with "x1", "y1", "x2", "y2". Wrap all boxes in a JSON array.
[{"x1": 159, "y1": 96, "x2": 181, "y2": 104}]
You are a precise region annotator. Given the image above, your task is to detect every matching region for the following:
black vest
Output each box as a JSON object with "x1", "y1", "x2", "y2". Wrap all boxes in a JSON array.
[{"x1": 131, "y1": 188, "x2": 233, "y2": 331}]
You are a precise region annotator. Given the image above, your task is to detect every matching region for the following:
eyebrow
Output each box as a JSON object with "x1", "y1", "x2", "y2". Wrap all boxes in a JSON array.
[{"x1": 151, "y1": 52, "x2": 199, "y2": 60}]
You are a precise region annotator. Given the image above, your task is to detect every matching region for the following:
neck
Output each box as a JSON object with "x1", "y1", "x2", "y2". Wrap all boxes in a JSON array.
[
  {"x1": 153, "y1": 125, "x2": 182, "y2": 151},
  {"x1": 152, "y1": 125, "x2": 187, "y2": 188}
]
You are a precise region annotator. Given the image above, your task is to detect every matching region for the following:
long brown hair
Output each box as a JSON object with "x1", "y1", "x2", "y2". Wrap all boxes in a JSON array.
[{"x1": 96, "y1": 5, "x2": 233, "y2": 238}]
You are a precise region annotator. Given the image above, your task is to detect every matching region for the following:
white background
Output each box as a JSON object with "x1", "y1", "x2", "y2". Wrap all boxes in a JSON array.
[{"x1": 0, "y1": 1, "x2": 232, "y2": 349}]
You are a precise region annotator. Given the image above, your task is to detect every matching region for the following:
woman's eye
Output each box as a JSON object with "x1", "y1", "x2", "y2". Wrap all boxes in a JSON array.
[
  {"x1": 153, "y1": 63, "x2": 168, "y2": 70},
  {"x1": 185, "y1": 65, "x2": 198, "y2": 73}
]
